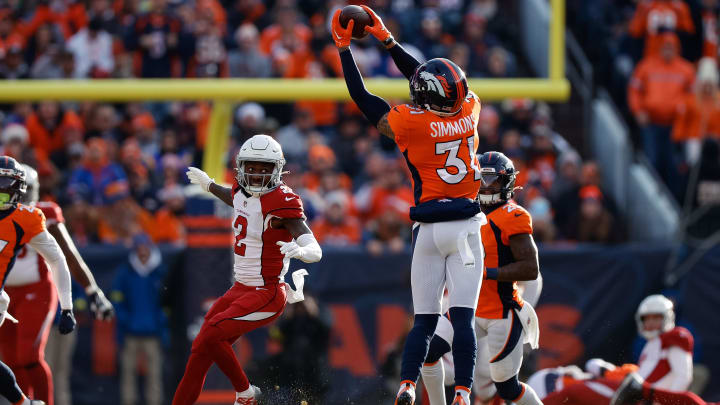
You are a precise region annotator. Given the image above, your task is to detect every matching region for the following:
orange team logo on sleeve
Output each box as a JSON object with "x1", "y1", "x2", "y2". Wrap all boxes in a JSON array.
[{"x1": 388, "y1": 92, "x2": 482, "y2": 205}]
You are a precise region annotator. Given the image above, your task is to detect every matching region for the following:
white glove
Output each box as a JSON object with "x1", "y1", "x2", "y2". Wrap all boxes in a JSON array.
[
  {"x1": 0, "y1": 290, "x2": 17, "y2": 327},
  {"x1": 186, "y1": 167, "x2": 214, "y2": 192},
  {"x1": 286, "y1": 269, "x2": 309, "y2": 304},
  {"x1": 277, "y1": 240, "x2": 303, "y2": 260}
]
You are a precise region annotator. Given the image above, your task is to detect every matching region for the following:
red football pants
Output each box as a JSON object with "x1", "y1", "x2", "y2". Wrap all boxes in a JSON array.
[
  {"x1": 0, "y1": 279, "x2": 57, "y2": 405},
  {"x1": 543, "y1": 379, "x2": 621, "y2": 405},
  {"x1": 172, "y1": 282, "x2": 286, "y2": 405}
]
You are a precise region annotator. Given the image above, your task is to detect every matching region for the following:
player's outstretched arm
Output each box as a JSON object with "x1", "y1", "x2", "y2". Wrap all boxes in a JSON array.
[
  {"x1": 48, "y1": 222, "x2": 114, "y2": 320},
  {"x1": 275, "y1": 218, "x2": 322, "y2": 263},
  {"x1": 186, "y1": 166, "x2": 233, "y2": 206},
  {"x1": 360, "y1": 5, "x2": 421, "y2": 80},
  {"x1": 332, "y1": 10, "x2": 391, "y2": 128},
  {"x1": 27, "y1": 230, "x2": 76, "y2": 334},
  {"x1": 486, "y1": 233, "x2": 539, "y2": 282}
]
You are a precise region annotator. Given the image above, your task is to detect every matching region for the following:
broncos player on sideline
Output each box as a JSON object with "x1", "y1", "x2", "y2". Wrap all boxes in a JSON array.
[
  {"x1": 0, "y1": 157, "x2": 76, "y2": 405},
  {"x1": 0, "y1": 164, "x2": 113, "y2": 405},
  {"x1": 333, "y1": 6, "x2": 488, "y2": 405}
]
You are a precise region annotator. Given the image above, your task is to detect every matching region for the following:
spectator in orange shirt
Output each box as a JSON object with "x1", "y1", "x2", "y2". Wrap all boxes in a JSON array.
[
  {"x1": 673, "y1": 58, "x2": 720, "y2": 164},
  {"x1": 26, "y1": 101, "x2": 84, "y2": 156},
  {"x1": 303, "y1": 144, "x2": 352, "y2": 192},
  {"x1": 355, "y1": 159, "x2": 413, "y2": 223},
  {"x1": 151, "y1": 184, "x2": 186, "y2": 246},
  {"x1": 629, "y1": 0, "x2": 695, "y2": 57},
  {"x1": 259, "y1": 6, "x2": 311, "y2": 57},
  {"x1": 311, "y1": 191, "x2": 361, "y2": 247},
  {"x1": 628, "y1": 33, "x2": 694, "y2": 192}
]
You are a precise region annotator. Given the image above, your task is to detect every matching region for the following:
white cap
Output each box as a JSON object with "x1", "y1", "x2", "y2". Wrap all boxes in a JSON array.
[
  {"x1": 236, "y1": 102, "x2": 266, "y2": 123},
  {"x1": 1, "y1": 124, "x2": 29, "y2": 145}
]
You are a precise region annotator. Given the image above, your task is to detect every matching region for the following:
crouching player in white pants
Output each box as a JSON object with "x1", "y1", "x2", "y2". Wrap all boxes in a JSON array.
[{"x1": 421, "y1": 152, "x2": 544, "y2": 405}]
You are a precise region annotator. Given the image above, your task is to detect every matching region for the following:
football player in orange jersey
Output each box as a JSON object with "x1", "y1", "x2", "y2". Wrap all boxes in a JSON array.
[
  {"x1": 0, "y1": 164, "x2": 114, "y2": 405},
  {"x1": 333, "y1": 7, "x2": 487, "y2": 405},
  {"x1": 0, "y1": 157, "x2": 75, "y2": 405},
  {"x1": 420, "y1": 152, "x2": 543, "y2": 405}
]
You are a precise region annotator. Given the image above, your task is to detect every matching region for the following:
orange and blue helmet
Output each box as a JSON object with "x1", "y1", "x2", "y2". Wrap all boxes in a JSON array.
[{"x1": 409, "y1": 58, "x2": 469, "y2": 116}]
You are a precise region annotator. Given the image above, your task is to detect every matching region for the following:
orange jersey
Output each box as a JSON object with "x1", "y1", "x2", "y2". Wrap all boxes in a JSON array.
[
  {"x1": 629, "y1": 0, "x2": 695, "y2": 56},
  {"x1": 475, "y1": 201, "x2": 532, "y2": 319},
  {"x1": 388, "y1": 92, "x2": 482, "y2": 205},
  {"x1": 0, "y1": 204, "x2": 46, "y2": 288}
]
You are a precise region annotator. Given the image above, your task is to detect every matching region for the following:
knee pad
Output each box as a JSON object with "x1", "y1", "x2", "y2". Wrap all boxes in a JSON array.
[
  {"x1": 494, "y1": 375, "x2": 522, "y2": 401},
  {"x1": 425, "y1": 336, "x2": 451, "y2": 364}
]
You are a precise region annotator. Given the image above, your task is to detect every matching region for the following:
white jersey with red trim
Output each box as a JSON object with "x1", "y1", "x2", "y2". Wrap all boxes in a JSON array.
[
  {"x1": 5, "y1": 201, "x2": 64, "y2": 287},
  {"x1": 637, "y1": 326, "x2": 694, "y2": 391},
  {"x1": 231, "y1": 182, "x2": 305, "y2": 287}
]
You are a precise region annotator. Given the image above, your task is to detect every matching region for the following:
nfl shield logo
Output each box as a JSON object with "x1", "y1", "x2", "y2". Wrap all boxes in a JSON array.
[{"x1": 243, "y1": 201, "x2": 247, "y2": 207}]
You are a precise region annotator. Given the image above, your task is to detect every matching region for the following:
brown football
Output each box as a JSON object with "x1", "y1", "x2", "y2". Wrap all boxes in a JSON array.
[{"x1": 339, "y1": 5, "x2": 373, "y2": 40}]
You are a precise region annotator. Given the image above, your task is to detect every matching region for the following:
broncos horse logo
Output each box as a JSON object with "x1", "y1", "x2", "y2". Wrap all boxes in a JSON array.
[{"x1": 419, "y1": 71, "x2": 453, "y2": 97}]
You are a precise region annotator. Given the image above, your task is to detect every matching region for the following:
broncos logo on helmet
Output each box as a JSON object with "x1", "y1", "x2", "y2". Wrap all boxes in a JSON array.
[{"x1": 410, "y1": 58, "x2": 468, "y2": 116}]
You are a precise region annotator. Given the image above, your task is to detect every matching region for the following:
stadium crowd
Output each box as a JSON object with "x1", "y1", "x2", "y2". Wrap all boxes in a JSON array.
[
  {"x1": 0, "y1": 0, "x2": 625, "y2": 252},
  {"x1": 568, "y1": 0, "x2": 720, "y2": 208}
]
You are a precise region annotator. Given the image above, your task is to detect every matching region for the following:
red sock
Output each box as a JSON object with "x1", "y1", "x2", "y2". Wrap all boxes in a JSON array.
[
  {"x1": 25, "y1": 362, "x2": 53, "y2": 405},
  {"x1": 643, "y1": 385, "x2": 708, "y2": 405},
  {"x1": 172, "y1": 352, "x2": 213, "y2": 405}
]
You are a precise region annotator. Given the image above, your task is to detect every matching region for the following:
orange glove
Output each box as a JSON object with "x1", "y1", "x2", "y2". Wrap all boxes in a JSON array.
[
  {"x1": 360, "y1": 5, "x2": 393, "y2": 42},
  {"x1": 331, "y1": 9, "x2": 354, "y2": 48}
]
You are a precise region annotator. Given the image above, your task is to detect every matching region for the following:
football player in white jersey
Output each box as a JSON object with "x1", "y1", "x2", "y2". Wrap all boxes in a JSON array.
[{"x1": 173, "y1": 135, "x2": 322, "y2": 405}]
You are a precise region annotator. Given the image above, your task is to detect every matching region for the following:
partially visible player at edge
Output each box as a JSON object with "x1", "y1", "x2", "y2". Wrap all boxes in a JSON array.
[
  {"x1": 0, "y1": 164, "x2": 114, "y2": 405},
  {"x1": 0, "y1": 156, "x2": 76, "y2": 405},
  {"x1": 421, "y1": 152, "x2": 543, "y2": 405},
  {"x1": 172, "y1": 135, "x2": 322, "y2": 405},
  {"x1": 334, "y1": 7, "x2": 486, "y2": 405}
]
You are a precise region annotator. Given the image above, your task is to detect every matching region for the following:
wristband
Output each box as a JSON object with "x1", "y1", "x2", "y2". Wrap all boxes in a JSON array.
[
  {"x1": 383, "y1": 36, "x2": 395, "y2": 47},
  {"x1": 485, "y1": 267, "x2": 499, "y2": 280}
]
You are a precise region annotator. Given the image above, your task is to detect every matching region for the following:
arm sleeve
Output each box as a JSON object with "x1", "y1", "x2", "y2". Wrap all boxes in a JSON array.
[
  {"x1": 296, "y1": 233, "x2": 322, "y2": 263},
  {"x1": 28, "y1": 230, "x2": 73, "y2": 310},
  {"x1": 339, "y1": 49, "x2": 391, "y2": 127},
  {"x1": 388, "y1": 43, "x2": 421, "y2": 80},
  {"x1": 666, "y1": 347, "x2": 693, "y2": 391}
]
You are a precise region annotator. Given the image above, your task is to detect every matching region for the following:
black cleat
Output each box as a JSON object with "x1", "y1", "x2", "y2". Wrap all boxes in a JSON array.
[{"x1": 610, "y1": 373, "x2": 645, "y2": 405}]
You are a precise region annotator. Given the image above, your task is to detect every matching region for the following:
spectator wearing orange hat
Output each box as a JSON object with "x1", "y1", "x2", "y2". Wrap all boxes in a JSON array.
[
  {"x1": 311, "y1": 191, "x2": 361, "y2": 247},
  {"x1": 628, "y1": 32, "x2": 694, "y2": 193},
  {"x1": 131, "y1": 112, "x2": 159, "y2": 159},
  {"x1": 26, "y1": 101, "x2": 85, "y2": 156},
  {"x1": 564, "y1": 185, "x2": 624, "y2": 244},
  {"x1": 628, "y1": 0, "x2": 695, "y2": 57},
  {"x1": 673, "y1": 58, "x2": 720, "y2": 165},
  {"x1": 303, "y1": 144, "x2": 352, "y2": 192}
]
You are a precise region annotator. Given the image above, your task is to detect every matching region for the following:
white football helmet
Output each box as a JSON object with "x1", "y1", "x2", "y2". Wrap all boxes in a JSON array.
[
  {"x1": 235, "y1": 134, "x2": 286, "y2": 197},
  {"x1": 21, "y1": 164, "x2": 39, "y2": 204},
  {"x1": 635, "y1": 294, "x2": 675, "y2": 340}
]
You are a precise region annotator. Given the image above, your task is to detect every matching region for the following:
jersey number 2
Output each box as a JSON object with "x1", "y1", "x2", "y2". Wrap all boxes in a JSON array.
[
  {"x1": 435, "y1": 136, "x2": 481, "y2": 184},
  {"x1": 233, "y1": 215, "x2": 248, "y2": 256}
]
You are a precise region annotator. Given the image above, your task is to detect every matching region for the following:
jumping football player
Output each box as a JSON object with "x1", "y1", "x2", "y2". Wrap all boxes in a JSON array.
[
  {"x1": 333, "y1": 6, "x2": 486, "y2": 404},
  {"x1": 421, "y1": 152, "x2": 543, "y2": 405},
  {"x1": 0, "y1": 164, "x2": 114, "y2": 405},
  {"x1": 173, "y1": 135, "x2": 322, "y2": 405},
  {"x1": 0, "y1": 157, "x2": 76, "y2": 405}
]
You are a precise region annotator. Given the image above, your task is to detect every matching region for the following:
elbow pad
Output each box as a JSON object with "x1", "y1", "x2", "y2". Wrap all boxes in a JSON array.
[{"x1": 296, "y1": 233, "x2": 322, "y2": 263}]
